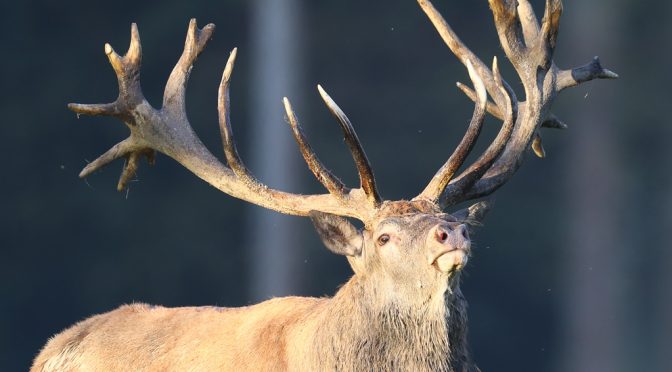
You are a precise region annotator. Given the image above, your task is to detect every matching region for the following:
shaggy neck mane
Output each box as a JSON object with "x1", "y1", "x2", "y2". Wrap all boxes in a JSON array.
[{"x1": 311, "y1": 275, "x2": 471, "y2": 372}]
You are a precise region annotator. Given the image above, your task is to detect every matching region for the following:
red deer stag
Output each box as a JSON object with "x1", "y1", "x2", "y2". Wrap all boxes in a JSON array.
[{"x1": 33, "y1": 0, "x2": 617, "y2": 371}]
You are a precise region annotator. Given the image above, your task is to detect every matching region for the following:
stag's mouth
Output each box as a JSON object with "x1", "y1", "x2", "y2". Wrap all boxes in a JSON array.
[{"x1": 432, "y1": 248, "x2": 469, "y2": 273}]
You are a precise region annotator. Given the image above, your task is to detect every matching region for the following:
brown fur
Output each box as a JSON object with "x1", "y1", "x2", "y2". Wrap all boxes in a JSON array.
[{"x1": 32, "y1": 280, "x2": 474, "y2": 371}]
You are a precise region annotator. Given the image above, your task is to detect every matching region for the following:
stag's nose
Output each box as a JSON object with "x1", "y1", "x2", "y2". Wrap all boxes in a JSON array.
[
  {"x1": 434, "y1": 223, "x2": 469, "y2": 244},
  {"x1": 430, "y1": 223, "x2": 471, "y2": 273}
]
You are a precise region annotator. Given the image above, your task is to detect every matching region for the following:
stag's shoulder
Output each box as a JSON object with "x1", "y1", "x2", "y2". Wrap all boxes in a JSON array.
[
  {"x1": 234, "y1": 296, "x2": 329, "y2": 330},
  {"x1": 228, "y1": 296, "x2": 329, "y2": 369}
]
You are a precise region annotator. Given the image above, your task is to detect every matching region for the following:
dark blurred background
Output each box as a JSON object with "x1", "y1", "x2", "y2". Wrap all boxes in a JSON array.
[{"x1": 2, "y1": 0, "x2": 669, "y2": 371}]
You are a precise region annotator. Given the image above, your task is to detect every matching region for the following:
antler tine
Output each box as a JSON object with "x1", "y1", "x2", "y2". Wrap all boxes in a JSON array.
[
  {"x1": 557, "y1": 56, "x2": 619, "y2": 92},
  {"x1": 69, "y1": 102, "x2": 122, "y2": 117},
  {"x1": 283, "y1": 98, "x2": 349, "y2": 197},
  {"x1": 105, "y1": 24, "x2": 143, "y2": 105},
  {"x1": 417, "y1": 0, "x2": 506, "y2": 109},
  {"x1": 452, "y1": 200, "x2": 492, "y2": 226},
  {"x1": 126, "y1": 23, "x2": 142, "y2": 65},
  {"x1": 317, "y1": 85, "x2": 381, "y2": 206},
  {"x1": 217, "y1": 48, "x2": 255, "y2": 183},
  {"x1": 68, "y1": 23, "x2": 144, "y2": 119},
  {"x1": 163, "y1": 19, "x2": 216, "y2": 119},
  {"x1": 215, "y1": 47, "x2": 268, "y2": 189},
  {"x1": 517, "y1": 0, "x2": 540, "y2": 46},
  {"x1": 439, "y1": 58, "x2": 518, "y2": 207},
  {"x1": 543, "y1": 114, "x2": 568, "y2": 129},
  {"x1": 539, "y1": 0, "x2": 563, "y2": 67},
  {"x1": 418, "y1": 59, "x2": 488, "y2": 203},
  {"x1": 488, "y1": 0, "x2": 527, "y2": 62},
  {"x1": 117, "y1": 154, "x2": 140, "y2": 191},
  {"x1": 79, "y1": 138, "x2": 136, "y2": 179},
  {"x1": 531, "y1": 132, "x2": 546, "y2": 158}
]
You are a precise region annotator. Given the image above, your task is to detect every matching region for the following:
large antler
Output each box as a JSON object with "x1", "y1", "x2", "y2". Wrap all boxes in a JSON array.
[
  {"x1": 415, "y1": 0, "x2": 617, "y2": 208},
  {"x1": 72, "y1": 1, "x2": 617, "y2": 223},
  {"x1": 70, "y1": 20, "x2": 381, "y2": 222}
]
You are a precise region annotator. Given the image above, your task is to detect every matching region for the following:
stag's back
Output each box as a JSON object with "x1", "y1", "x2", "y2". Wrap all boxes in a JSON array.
[{"x1": 31, "y1": 297, "x2": 326, "y2": 372}]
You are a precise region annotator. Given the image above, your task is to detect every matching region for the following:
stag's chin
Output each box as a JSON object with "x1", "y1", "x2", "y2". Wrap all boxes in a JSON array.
[{"x1": 433, "y1": 249, "x2": 469, "y2": 274}]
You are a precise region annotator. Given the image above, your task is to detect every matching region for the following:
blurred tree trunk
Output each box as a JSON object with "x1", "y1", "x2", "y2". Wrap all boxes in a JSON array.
[
  {"x1": 562, "y1": 1, "x2": 626, "y2": 371},
  {"x1": 247, "y1": 0, "x2": 304, "y2": 302}
]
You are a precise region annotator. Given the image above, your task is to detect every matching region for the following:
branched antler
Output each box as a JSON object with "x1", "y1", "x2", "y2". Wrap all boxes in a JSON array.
[
  {"x1": 71, "y1": 19, "x2": 381, "y2": 222},
  {"x1": 419, "y1": 58, "x2": 518, "y2": 206},
  {"x1": 415, "y1": 0, "x2": 617, "y2": 207},
  {"x1": 71, "y1": 1, "x2": 616, "y2": 224},
  {"x1": 71, "y1": 24, "x2": 155, "y2": 191}
]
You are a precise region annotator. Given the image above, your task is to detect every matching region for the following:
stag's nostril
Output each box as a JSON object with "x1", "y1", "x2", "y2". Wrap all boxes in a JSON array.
[
  {"x1": 435, "y1": 227, "x2": 449, "y2": 243},
  {"x1": 458, "y1": 225, "x2": 469, "y2": 240}
]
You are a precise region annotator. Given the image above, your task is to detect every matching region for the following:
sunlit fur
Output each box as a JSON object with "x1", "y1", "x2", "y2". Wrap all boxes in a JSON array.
[
  {"x1": 32, "y1": 202, "x2": 476, "y2": 371},
  {"x1": 310, "y1": 276, "x2": 471, "y2": 371}
]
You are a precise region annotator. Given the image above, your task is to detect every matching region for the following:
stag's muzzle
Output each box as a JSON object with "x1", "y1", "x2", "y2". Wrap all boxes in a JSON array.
[{"x1": 428, "y1": 223, "x2": 471, "y2": 273}]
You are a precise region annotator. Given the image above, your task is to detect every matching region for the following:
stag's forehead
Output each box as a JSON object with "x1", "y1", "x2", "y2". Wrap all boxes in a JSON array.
[
  {"x1": 375, "y1": 200, "x2": 440, "y2": 218},
  {"x1": 375, "y1": 214, "x2": 443, "y2": 231},
  {"x1": 369, "y1": 200, "x2": 454, "y2": 229}
]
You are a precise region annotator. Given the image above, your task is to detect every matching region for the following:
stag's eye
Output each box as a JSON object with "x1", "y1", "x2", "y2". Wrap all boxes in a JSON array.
[{"x1": 377, "y1": 234, "x2": 391, "y2": 246}]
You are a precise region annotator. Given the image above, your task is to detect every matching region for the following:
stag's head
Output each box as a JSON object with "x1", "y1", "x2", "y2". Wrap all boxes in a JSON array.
[
  {"x1": 295, "y1": 55, "x2": 515, "y2": 300},
  {"x1": 311, "y1": 199, "x2": 484, "y2": 301},
  {"x1": 69, "y1": 0, "x2": 617, "y2": 303}
]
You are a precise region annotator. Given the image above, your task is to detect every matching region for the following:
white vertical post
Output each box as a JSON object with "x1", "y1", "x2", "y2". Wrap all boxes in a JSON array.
[{"x1": 247, "y1": 0, "x2": 303, "y2": 302}]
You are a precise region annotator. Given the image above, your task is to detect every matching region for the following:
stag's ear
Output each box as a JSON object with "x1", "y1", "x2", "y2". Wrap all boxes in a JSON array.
[
  {"x1": 452, "y1": 200, "x2": 492, "y2": 227},
  {"x1": 309, "y1": 211, "x2": 363, "y2": 257}
]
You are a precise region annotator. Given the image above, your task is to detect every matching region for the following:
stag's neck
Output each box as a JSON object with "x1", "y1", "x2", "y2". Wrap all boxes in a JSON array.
[{"x1": 310, "y1": 275, "x2": 472, "y2": 372}]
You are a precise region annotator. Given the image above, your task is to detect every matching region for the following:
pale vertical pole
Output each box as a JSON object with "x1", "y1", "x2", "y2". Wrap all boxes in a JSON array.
[
  {"x1": 247, "y1": 0, "x2": 303, "y2": 301},
  {"x1": 562, "y1": 1, "x2": 625, "y2": 371}
]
